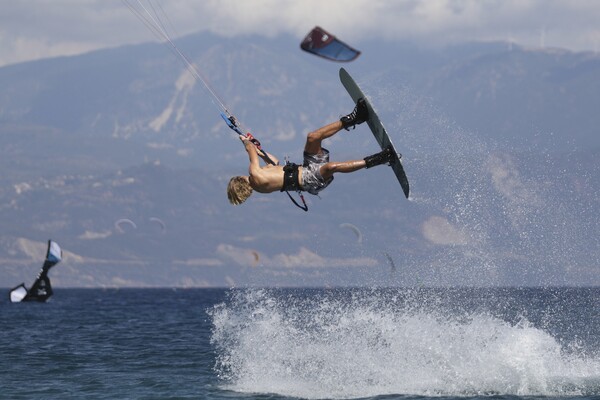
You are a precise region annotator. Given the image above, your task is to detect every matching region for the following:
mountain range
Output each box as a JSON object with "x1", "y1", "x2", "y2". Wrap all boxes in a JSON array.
[{"x1": 0, "y1": 32, "x2": 598, "y2": 288}]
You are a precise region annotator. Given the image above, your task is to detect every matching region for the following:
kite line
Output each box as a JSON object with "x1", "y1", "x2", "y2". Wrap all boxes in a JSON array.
[{"x1": 123, "y1": 0, "x2": 308, "y2": 210}]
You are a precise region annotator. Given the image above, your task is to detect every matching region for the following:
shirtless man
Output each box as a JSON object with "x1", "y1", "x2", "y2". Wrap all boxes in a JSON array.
[{"x1": 227, "y1": 99, "x2": 394, "y2": 205}]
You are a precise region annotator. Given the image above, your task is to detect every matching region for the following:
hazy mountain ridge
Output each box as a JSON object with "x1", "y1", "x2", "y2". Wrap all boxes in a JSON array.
[{"x1": 0, "y1": 32, "x2": 597, "y2": 287}]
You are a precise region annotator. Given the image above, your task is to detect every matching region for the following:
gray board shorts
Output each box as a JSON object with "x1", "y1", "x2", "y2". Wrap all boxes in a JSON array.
[{"x1": 301, "y1": 148, "x2": 333, "y2": 195}]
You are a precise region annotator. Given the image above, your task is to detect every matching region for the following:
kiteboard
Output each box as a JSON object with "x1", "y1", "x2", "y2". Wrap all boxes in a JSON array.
[{"x1": 339, "y1": 68, "x2": 410, "y2": 198}]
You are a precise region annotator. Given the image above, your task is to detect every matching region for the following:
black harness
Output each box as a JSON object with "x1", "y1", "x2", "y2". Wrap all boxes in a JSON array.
[
  {"x1": 281, "y1": 163, "x2": 301, "y2": 192},
  {"x1": 280, "y1": 162, "x2": 308, "y2": 211}
]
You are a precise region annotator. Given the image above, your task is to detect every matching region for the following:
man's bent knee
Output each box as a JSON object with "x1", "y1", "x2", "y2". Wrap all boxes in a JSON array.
[
  {"x1": 306, "y1": 131, "x2": 322, "y2": 144},
  {"x1": 304, "y1": 131, "x2": 323, "y2": 154}
]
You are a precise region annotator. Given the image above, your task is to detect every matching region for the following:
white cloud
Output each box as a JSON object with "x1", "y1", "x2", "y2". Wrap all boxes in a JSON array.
[
  {"x1": 1, "y1": 1, "x2": 600, "y2": 67},
  {"x1": 78, "y1": 230, "x2": 113, "y2": 240},
  {"x1": 421, "y1": 215, "x2": 469, "y2": 246},
  {"x1": 487, "y1": 153, "x2": 546, "y2": 234},
  {"x1": 216, "y1": 243, "x2": 377, "y2": 268},
  {"x1": 487, "y1": 154, "x2": 542, "y2": 207},
  {"x1": 173, "y1": 258, "x2": 223, "y2": 267}
]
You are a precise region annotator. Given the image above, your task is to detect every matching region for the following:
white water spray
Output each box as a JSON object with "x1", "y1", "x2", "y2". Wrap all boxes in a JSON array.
[{"x1": 210, "y1": 289, "x2": 600, "y2": 399}]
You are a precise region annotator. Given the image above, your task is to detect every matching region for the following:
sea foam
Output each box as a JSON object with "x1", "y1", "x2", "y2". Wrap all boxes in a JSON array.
[{"x1": 210, "y1": 288, "x2": 600, "y2": 399}]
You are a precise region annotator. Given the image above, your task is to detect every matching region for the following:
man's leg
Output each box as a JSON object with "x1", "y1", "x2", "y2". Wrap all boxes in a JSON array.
[
  {"x1": 320, "y1": 160, "x2": 366, "y2": 180},
  {"x1": 304, "y1": 121, "x2": 344, "y2": 155},
  {"x1": 304, "y1": 100, "x2": 369, "y2": 155},
  {"x1": 320, "y1": 146, "x2": 395, "y2": 180}
]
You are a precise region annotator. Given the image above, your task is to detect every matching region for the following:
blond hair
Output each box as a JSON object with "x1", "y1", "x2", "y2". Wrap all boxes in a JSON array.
[{"x1": 227, "y1": 176, "x2": 253, "y2": 205}]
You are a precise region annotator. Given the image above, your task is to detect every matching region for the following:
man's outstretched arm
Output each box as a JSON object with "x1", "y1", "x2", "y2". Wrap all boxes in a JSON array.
[{"x1": 241, "y1": 135, "x2": 260, "y2": 163}]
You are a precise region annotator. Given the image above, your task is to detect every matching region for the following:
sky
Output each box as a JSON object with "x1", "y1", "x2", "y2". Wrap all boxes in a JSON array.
[{"x1": 1, "y1": 0, "x2": 600, "y2": 68}]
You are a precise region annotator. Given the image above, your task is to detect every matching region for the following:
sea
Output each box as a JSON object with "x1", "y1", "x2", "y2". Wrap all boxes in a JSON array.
[{"x1": 1, "y1": 287, "x2": 600, "y2": 400}]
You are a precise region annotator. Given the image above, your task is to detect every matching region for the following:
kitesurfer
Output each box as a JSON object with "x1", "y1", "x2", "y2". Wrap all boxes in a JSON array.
[{"x1": 227, "y1": 99, "x2": 395, "y2": 205}]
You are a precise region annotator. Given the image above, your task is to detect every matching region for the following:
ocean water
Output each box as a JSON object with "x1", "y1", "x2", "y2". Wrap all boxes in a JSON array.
[{"x1": 1, "y1": 287, "x2": 600, "y2": 399}]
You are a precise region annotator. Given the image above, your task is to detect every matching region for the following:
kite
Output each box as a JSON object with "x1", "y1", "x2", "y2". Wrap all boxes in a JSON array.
[
  {"x1": 300, "y1": 26, "x2": 361, "y2": 62},
  {"x1": 9, "y1": 240, "x2": 62, "y2": 303}
]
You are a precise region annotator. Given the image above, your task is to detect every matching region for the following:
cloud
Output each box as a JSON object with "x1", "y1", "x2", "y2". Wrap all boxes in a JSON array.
[
  {"x1": 486, "y1": 153, "x2": 546, "y2": 233},
  {"x1": 487, "y1": 153, "x2": 542, "y2": 206},
  {"x1": 269, "y1": 247, "x2": 377, "y2": 268},
  {"x1": 216, "y1": 243, "x2": 377, "y2": 268},
  {"x1": 421, "y1": 216, "x2": 469, "y2": 246},
  {"x1": 172, "y1": 258, "x2": 223, "y2": 267},
  {"x1": 78, "y1": 230, "x2": 113, "y2": 240},
  {"x1": 1, "y1": 1, "x2": 600, "y2": 67}
]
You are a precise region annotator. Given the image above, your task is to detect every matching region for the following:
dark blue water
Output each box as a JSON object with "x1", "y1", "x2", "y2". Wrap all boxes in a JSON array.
[{"x1": 1, "y1": 288, "x2": 600, "y2": 399}]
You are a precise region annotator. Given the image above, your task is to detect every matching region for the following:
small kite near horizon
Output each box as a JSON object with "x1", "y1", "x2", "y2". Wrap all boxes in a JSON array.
[
  {"x1": 114, "y1": 218, "x2": 137, "y2": 233},
  {"x1": 300, "y1": 26, "x2": 361, "y2": 62},
  {"x1": 339, "y1": 223, "x2": 363, "y2": 244}
]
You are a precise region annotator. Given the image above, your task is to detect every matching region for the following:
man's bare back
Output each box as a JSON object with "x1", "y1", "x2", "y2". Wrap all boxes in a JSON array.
[{"x1": 248, "y1": 163, "x2": 303, "y2": 193}]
